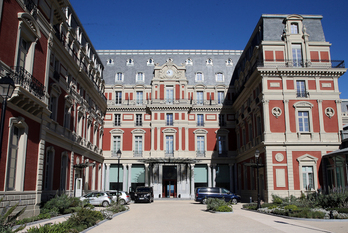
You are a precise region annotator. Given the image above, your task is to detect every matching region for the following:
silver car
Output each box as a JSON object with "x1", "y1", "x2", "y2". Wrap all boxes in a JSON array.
[
  {"x1": 80, "y1": 192, "x2": 112, "y2": 207},
  {"x1": 107, "y1": 191, "x2": 131, "y2": 205}
]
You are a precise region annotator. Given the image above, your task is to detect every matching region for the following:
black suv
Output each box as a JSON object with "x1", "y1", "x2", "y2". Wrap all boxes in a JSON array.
[
  {"x1": 134, "y1": 186, "x2": 154, "y2": 203},
  {"x1": 195, "y1": 187, "x2": 241, "y2": 204}
]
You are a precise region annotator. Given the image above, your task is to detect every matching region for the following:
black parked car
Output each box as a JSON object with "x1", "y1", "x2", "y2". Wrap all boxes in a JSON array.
[
  {"x1": 195, "y1": 187, "x2": 241, "y2": 204},
  {"x1": 134, "y1": 186, "x2": 154, "y2": 203}
]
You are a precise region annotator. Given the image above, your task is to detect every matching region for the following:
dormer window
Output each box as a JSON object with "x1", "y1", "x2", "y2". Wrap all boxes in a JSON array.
[
  {"x1": 127, "y1": 59, "x2": 134, "y2": 66},
  {"x1": 291, "y1": 23, "x2": 299, "y2": 34},
  {"x1": 195, "y1": 72, "x2": 204, "y2": 82},
  {"x1": 107, "y1": 59, "x2": 114, "y2": 65},
  {"x1": 206, "y1": 58, "x2": 213, "y2": 66},
  {"x1": 147, "y1": 58, "x2": 154, "y2": 66},
  {"x1": 136, "y1": 72, "x2": 144, "y2": 82},
  {"x1": 216, "y1": 72, "x2": 224, "y2": 82},
  {"x1": 186, "y1": 58, "x2": 193, "y2": 66},
  {"x1": 115, "y1": 72, "x2": 123, "y2": 82},
  {"x1": 226, "y1": 58, "x2": 233, "y2": 66}
]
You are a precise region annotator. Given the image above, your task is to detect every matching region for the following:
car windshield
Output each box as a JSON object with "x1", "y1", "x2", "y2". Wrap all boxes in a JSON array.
[{"x1": 136, "y1": 187, "x2": 151, "y2": 192}]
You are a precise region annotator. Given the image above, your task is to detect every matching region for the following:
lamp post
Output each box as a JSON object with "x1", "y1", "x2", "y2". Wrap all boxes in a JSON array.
[
  {"x1": 255, "y1": 149, "x2": 261, "y2": 209},
  {"x1": 0, "y1": 74, "x2": 15, "y2": 159},
  {"x1": 116, "y1": 149, "x2": 121, "y2": 205}
]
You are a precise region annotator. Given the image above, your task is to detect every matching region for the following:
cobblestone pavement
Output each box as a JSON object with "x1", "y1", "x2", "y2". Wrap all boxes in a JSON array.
[{"x1": 87, "y1": 200, "x2": 348, "y2": 233}]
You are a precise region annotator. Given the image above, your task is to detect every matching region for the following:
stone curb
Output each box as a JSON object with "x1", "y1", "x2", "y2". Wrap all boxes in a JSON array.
[
  {"x1": 13, "y1": 213, "x2": 72, "y2": 230},
  {"x1": 242, "y1": 208, "x2": 348, "y2": 222}
]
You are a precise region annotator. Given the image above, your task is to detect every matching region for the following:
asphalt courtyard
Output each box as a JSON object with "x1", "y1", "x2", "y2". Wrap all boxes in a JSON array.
[{"x1": 87, "y1": 200, "x2": 348, "y2": 233}]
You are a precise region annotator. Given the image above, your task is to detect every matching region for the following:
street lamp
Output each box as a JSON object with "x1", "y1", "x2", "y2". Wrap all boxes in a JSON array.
[
  {"x1": 116, "y1": 149, "x2": 121, "y2": 205},
  {"x1": 0, "y1": 73, "x2": 15, "y2": 159},
  {"x1": 255, "y1": 149, "x2": 261, "y2": 209}
]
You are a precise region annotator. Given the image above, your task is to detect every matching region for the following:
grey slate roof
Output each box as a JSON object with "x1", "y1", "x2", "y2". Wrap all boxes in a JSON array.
[{"x1": 97, "y1": 50, "x2": 242, "y2": 86}]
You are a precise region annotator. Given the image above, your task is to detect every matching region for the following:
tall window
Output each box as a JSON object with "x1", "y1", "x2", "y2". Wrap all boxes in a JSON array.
[
  {"x1": 6, "y1": 127, "x2": 20, "y2": 190},
  {"x1": 197, "y1": 114, "x2": 204, "y2": 126},
  {"x1": 302, "y1": 166, "x2": 314, "y2": 190},
  {"x1": 218, "y1": 136, "x2": 226, "y2": 155},
  {"x1": 291, "y1": 23, "x2": 298, "y2": 34},
  {"x1": 197, "y1": 136, "x2": 205, "y2": 156},
  {"x1": 217, "y1": 91, "x2": 224, "y2": 104},
  {"x1": 136, "y1": 114, "x2": 142, "y2": 126},
  {"x1": 195, "y1": 72, "x2": 203, "y2": 82},
  {"x1": 196, "y1": 91, "x2": 203, "y2": 105},
  {"x1": 113, "y1": 135, "x2": 121, "y2": 153},
  {"x1": 219, "y1": 114, "x2": 225, "y2": 127},
  {"x1": 136, "y1": 91, "x2": 143, "y2": 105},
  {"x1": 49, "y1": 95, "x2": 57, "y2": 121},
  {"x1": 298, "y1": 111, "x2": 309, "y2": 132},
  {"x1": 114, "y1": 114, "x2": 121, "y2": 126},
  {"x1": 292, "y1": 44, "x2": 302, "y2": 67},
  {"x1": 63, "y1": 104, "x2": 70, "y2": 129},
  {"x1": 17, "y1": 38, "x2": 29, "y2": 68},
  {"x1": 248, "y1": 123, "x2": 253, "y2": 142},
  {"x1": 296, "y1": 80, "x2": 307, "y2": 97},
  {"x1": 136, "y1": 72, "x2": 144, "y2": 82},
  {"x1": 44, "y1": 149, "x2": 54, "y2": 190},
  {"x1": 134, "y1": 136, "x2": 143, "y2": 156},
  {"x1": 216, "y1": 73, "x2": 224, "y2": 82},
  {"x1": 115, "y1": 91, "x2": 122, "y2": 104},
  {"x1": 166, "y1": 113, "x2": 173, "y2": 126},
  {"x1": 165, "y1": 135, "x2": 174, "y2": 155},
  {"x1": 60, "y1": 154, "x2": 68, "y2": 191},
  {"x1": 115, "y1": 72, "x2": 123, "y2": 81},
  {"x1": 257, "y1": 116, "x2": 262, "y2": 136},
  {"x1": 166, "y1": 87, "x2": 174, "y2": 104}
]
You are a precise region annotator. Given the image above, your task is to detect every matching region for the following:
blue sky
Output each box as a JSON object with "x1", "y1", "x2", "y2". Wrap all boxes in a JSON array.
[{"x1": 70, "y1": 0, "x2": 348, "y2": 98}]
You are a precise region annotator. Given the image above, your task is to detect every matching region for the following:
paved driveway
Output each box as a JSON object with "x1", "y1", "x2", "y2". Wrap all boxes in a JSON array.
[{"x1": 87, "y1": 200, "x2": 347, "y2": 233}]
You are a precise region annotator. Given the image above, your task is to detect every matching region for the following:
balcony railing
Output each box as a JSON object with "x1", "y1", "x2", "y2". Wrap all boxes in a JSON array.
[
  {"x1": 133, "y1": 151, "x2": 143, "y2": 157},
  {"x1": 296, "y1": 91, "x2": 309, "y2": 98},
  {"x1": 12, "y1": 66, "x2": 45, "y2": 100},
  {"x1": 197, "y1": 122, "x2": 204, "y2": 127},
  {"x1": 135, "y1": 121, "x2": 142, "y2": 127},
  {"x1": 259, "y1": 59, "x2": 345, "y2": 69},
  {"x1": 165, "y1": 151, "x2": 174, "y2": 157},
  {"x1": 196, "y1": 151, "x2": 205, "y2": 157},
  {"x1": 218, "y1": 151, "x2": 228, "y2": 157},
  {"x1": 107, "y1": 98, "x2": 233, "y2": 106}
]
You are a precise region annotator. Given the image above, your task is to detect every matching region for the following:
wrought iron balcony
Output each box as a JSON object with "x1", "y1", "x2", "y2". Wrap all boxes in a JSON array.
[
  {"x1": 197, "y1": 122, "x2": 204, "y2": 127},
  {"x1": 135, "y1": 121, "x2": 142, "y2": 127},
  {"x1": 12, "y1": 66, "x2": 45, "y2": 100},
  {"x1": 296, "y1": 91, "x2": 309, "y2": 98},
  {"x1": 258, "y1": 59, "x2": 345, "y2": 69}
]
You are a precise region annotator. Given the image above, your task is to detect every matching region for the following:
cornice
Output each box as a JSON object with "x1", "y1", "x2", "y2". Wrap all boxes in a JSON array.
[{"x1": 258, "y1": 68, "x2": 346, "y2": 77}]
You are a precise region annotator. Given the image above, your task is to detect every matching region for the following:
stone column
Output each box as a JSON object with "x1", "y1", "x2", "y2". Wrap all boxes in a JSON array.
[
  {"x1": 318, "y1": 99, "x2": 325, "y2": 139},
  {"x1": 207, "y1": 164, "x2": 212, "y2": 187},
  {"x1": 122, "y1": 164, "x2": 127, "y2": 191},
  {"x1": 105, "y1": 163, "x2": 110, "y2": 191},
  {"x1": 262, "y1": 99, "x2": 270, "y2": 141},
  {"x1": 212, "y1": 164, "x2": 216, "y2": 187},
  {"x1": 179, "y1": 127, "x2": 182, "y2": 151},
  {"x1": 85, "y1": 159, "x2": 89, "y2": 191},
  {"x1": 127, "y1": 164, "x2": 132, "y2": 192},
  {"x1": 190, "y1": 164, "x2": 195, "y2": 198},
  {"x1": 177, "y1": 164, "x2": 181, "y2": 197},
  {"x1": 159, "y1": 164, "x2": 163, "y2": 198}
]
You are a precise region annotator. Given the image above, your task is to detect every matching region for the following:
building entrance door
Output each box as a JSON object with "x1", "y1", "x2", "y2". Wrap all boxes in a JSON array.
[{"x1": 162, "y1": 166, "x2": 177, "y2": 198}]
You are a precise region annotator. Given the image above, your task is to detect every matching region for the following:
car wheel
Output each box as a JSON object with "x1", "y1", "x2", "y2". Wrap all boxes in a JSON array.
[
  {"x1": 119, "y1": 199, "x2": 126, "y2": 205},
  {"x1": 102, "y1": 201, "x2": 109, "y2": 207},
  {"x1": 231, "y1": 198, "x2": 238, "y2": 205}
]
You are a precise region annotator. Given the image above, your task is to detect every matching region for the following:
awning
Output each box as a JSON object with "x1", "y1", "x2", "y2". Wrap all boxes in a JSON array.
[{"x1": 323, "y1": 147, "x2": 348, "y2": 158}]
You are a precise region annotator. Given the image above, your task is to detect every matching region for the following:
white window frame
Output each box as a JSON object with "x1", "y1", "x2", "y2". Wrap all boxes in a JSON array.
[
  {"x1": 114, "y1": 114, "x2": 121, "y2": 126},
  {"x1": 162, "y1": 128, "x2": 177, "y2": 156},
  {"x1": 147, "y1": 58, "x2": 154, "y2": 66},
  {"x1": 291, "y1": 23, "x2": 299, "y2": 34},
  {"x1": 136, "y1": 72, "x2": 144, "y2": 82},
  {"x1": 112, "y1": 135, "x2": 121, "y2": 153},
  {"x1": 206, "y1": 58, "x2": 213, "y2": 66},
  {"x1": 166, "y1": 113, "x2": 173, "y2": 126},
  {"x1": 44, "y1": 146, "x2": 55, "y2": 190},
  {"x1": 166, "y1": 86, "x2": 174, "y2": 104},
  {"x1": 186, "y1": 58, "x2": 193, "y2": 66},
  {"x1": 197, "y1": 114, "x2": 204, "y2": 126},
  {"x1": 217, "y1": 91, "x2": 224, "y2": 104},
  {"x1": 196, "y1": 91, "x2": 203, "y2": 105},
  {"x1": 297, "y1": 154, "x2": 318, "y2": 191},
  {"x1": 110, "y1": 129, "x2": 124, "y2": 156},
  {"x1": 126, "y1": 58, "x2": 134, "y2": 66},
  {"x1": 216, "y1": 72, "x2": 224, "y2": 82},
  {"x1": 294, "y1": 101, "x2": 313, "y2": 134},
  {"x1": 136, "y1": 91, "x2": 143, "y2": 105},
  {"x1": 135, "y1": 114, "x2": 142, "y2": 126},
  {"x1": 5, "y1": 117, "x2": 28, "y2": 191},
  {"x1": 292, "y1": 44, "x2": 303, "y2": 67},
  {"x1": 194, "y1": 129, "x2": 208, "y2": 157},
  {"x1": 49, "y1": 84, "x2": 61, "y2": 121},
  {"x1": 60, "y1": 152, "x2": 68, "y2": 191},
  {"x1": 195, "y1": 72, "x2": 204, "y2": 82},
  {"x1": 115, "y1": 91, "x2": 122, "y2": 104},
  {"x1": 115, "y1": 72, "x2": 123, "y2": 82}
]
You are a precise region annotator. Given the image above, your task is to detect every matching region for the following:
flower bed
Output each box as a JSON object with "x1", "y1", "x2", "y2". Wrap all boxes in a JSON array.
[{"x1": 206, "y1": 198, "x2": 233, "y2": 212}]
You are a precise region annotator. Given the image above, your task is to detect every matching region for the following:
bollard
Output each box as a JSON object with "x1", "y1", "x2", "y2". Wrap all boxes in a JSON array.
[
  {"x1": 250, "y1": 197, "x2": 252, "y2": 203},
  {"x1": 329, "y1": 210, "x2": 334, "y2": 219}
]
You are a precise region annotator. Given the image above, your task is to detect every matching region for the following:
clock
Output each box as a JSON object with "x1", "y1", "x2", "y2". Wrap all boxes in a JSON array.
[{"x1": 166, "y1": 69, "x2": 174, "y2": 77}]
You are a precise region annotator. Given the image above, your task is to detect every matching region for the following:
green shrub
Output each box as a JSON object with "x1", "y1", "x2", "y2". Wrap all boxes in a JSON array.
[
  {"x1": 284, "y1": 204, "x2": 299, "y2": 211},
  {"x1": 206, "y1": 198, "x2": 232, "y2": 212},
  {"x1": 217, "y1": 205, "x2": 232, "y2": 212},
  {"x1": 27, "y1": 221, "x2": 75, "y2": 233},
  {"x1": 66, "y1": 208, "x2": 104, "y2": 230},
  {"x1": 41, "y1": 194, "x2": 82, "y2": 216},
  {"x1": 242, "y1": 203, "x2": 257, "y2": 210},
  {"x1": 107, "y1": 202, "x2": 128, "y2": 214},
  {"x1": 272, "y1": 195, "x2": 283, "y2": 205},
  {"x1": 326, "y1": 208, "x2": 348, "y2": 214},
  {"x1": 15, "y1": 213, "x2": 51, "y2": 225}
]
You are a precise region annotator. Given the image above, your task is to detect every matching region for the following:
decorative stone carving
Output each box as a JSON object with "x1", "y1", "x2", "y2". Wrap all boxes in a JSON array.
[
  {"x1": 325, "y1": 107, "x2": 335, "y2": 118},
  {"x1": 275, "y1": 153, "x2": 284, "y2": 162},
  {"x1": 272, "y1": 107, "x2": 282, "y2": 118}
]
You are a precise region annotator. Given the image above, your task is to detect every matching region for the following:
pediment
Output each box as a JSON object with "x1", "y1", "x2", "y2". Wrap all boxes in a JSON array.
[
  {"x1": 296, "y1": 154, "x2": 318, "y2": 163},
  {"x1": 110, "y1": 129, "x2": 124, "y2": 134}
]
